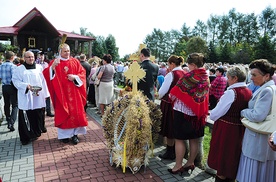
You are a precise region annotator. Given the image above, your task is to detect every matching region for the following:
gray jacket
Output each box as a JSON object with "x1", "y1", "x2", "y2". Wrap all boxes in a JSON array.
[{"x1": 241, "y1": 80, "x2": 276, "y2": 162}]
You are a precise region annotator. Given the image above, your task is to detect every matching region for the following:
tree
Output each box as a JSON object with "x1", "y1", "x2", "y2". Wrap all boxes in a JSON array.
[
  {"x1": 144, "y1": 28, "x2": 184, "y2": 62},
  {"x1": 207, "y1": 15, "x2": 220, "y2": 45},
  {"x1": 219, "y1": 43, "x2": 231, "y2": 63},
  {"x1": 144, "y1": 28, "x2": 161, "y2": 59},
  {"x1": 0, "y1": 43, "x2": 19, "y2": 54},
  {"x1": 79, "y1": 27, "x2": 88, "y2": 54},
  {"x1": 180, "y1": 23, "x2": 192, "y2": 41},
  {"x1": 170, "y1": 29, "x2": 183, "y2": 43},
  {"x1": 105, "y1": 34, "x2": 119, "y2": 61},
  {"x1": 75, "y1": 6, "x2": 276, "y2": 63},
  {"x1": 236, "y1": 13, "x2": 259, "y2": 44},
  {"x1": 259, "y1": 6, "x2": 276, "y2": 38},
  {"x1": 80, "y1": 27, "x2": 87, "y2": 36},
  {"x1": 170, "y1": 29, "x2": 184, "y2": 56},
  {"x1": 227, "y1": 8, "x2": 239, "y2": 46},
  {"x1": 186, "y1": 36, "x2": 208, "y2": 57},
  {"x1": 92, "y1": 36, "x2": 106, "y2": 58},
  {"x1": 192, "y1": 20, "x2": 208, "y2": 41},
  {"x1": 231, "y1": 43, "x2": 253, "y2": 64},
  {"x1": 207, "y1": 41, "x2": 219, "y2": 63},
  {"x1": 217, "y1": 15, "x2": 231, "y2": 45},
  {"x1": 173, "y1": 38, "x2": 187, "y2": 58},
  {"x1": 253, "y1": 34, "x2": 276, "y2": 63}
]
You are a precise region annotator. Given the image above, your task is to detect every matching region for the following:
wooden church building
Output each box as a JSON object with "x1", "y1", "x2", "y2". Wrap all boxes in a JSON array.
[{"x1": 0, "y1": 7, "x2": 95, "y2": 58}]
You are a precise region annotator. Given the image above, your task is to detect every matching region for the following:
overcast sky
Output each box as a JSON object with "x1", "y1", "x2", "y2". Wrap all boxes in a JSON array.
[{"x1": 0, "y1": 0, "x2": 276, "y2": 57}]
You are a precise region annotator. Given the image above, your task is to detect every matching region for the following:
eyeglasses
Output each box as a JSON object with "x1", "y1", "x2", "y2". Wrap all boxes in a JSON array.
[{"x1": 25, "y1": 56, "x2": 34, "y2": 59}]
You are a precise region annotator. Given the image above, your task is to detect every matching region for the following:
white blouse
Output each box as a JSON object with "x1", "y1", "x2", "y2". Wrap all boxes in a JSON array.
[
  {"x1": 158, "y1": 66, "x2": 182, "y2": 99},
  {"x1": 210, "y1": 82, "x2": 247, "y2": 121}
]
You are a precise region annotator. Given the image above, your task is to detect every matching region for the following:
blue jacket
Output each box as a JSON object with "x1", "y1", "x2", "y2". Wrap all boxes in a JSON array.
[{"x1": 241, "y1": 80, "x2": 276, "y2": 162}]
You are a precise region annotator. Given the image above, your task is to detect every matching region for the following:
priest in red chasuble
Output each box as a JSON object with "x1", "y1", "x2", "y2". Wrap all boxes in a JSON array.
[{"x1": 43, "y1": 44, "x2": 88, "y2": 145}]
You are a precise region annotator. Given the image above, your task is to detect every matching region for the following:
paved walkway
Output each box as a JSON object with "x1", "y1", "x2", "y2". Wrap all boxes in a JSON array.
[{"x1": 0, "y1": 103, "x2": 215, "y2": 182}]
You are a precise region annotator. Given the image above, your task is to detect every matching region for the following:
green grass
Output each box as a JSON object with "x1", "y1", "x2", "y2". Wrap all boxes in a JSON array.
[
  {"x1": 117, "y1": 85, "x2": 125, "y2": 89},
  {"x1": 203, "y1": 127, "x2": 212, "y2": 163}
]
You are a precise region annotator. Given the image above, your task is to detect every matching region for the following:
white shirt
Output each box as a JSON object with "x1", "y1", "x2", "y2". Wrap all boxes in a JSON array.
[
  {"x1": 158, "y1": 66, "x2": 182, "y2": 99},
  {"x1": 123, "y1": 65, "x2": 129, "y2": 73},
  {"x1": 210, "y1": 82, "x2": 247, "y2": 121}
]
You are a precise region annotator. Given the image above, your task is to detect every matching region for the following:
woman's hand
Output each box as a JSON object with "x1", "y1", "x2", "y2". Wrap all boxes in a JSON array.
[{"x1": 268, "y1": 133, "x2": 276, "y2": 151}]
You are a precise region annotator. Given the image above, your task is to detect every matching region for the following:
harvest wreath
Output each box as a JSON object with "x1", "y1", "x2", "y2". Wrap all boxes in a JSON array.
[{"x1": 102, "y1": 91, "x2": 161, "y2": 174}]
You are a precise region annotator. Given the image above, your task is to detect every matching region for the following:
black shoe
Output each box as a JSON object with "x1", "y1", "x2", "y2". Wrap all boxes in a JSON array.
[
  {"x1": 9, "y1": 125, "x2": 15, "y2": 132},
  {"x1": 159, "y1": 145, "x2": 176, "y2": 160},
  {"x1": 46, "y1": 112, "x2": 55, "y2": 117},
  {"x1": 71, "y1": 135, "x2": 79, "y2": 145},
  {"x1": 41, "y1": 127, "x2": 47, "y2": 133},
  {"x1": 61, "y1": 138, "x2": 70, "y2": 143},
  {"x1": 159, "y1": 151, "x2": 176, "y2": 160},
  {"x1": 21, "y1": 141, "x2": 30, "y2": 145},
  {"x1": 215, "y1": 176, "x2": 229, "y2": 182},
  {"x1": 30, "y1": 137, "x2": 38, "y2": 141}
]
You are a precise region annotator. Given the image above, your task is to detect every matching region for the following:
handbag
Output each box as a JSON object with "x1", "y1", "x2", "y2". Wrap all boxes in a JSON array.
[
  {"x1": 93, "y1": 67, "x2": 102, "y2": 86},
  {"x1": 241, "y1": 85, "x2": 276, "y2": 134},
  {"x1": 94, "y1": 77, "x2": 100, "y2": 86}
]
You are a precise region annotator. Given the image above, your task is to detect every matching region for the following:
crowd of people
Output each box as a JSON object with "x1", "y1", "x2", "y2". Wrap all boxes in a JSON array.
[
  {"x1": 156, "y1": 56, "x2": 276, "y2": 182},
  {"x1": 1, "y1": 46, "x2": 276, "y2": 181},
  {"x1": 88, "y1": 48, "x2": 276, "y2": 182}
]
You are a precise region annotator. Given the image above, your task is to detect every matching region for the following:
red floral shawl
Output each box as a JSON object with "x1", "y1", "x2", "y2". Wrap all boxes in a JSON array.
[{"x1": 170, "y1": 68, "x2": 209, "y2": 120}]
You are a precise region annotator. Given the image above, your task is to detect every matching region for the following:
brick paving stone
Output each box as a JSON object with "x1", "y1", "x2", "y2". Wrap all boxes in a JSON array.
[
  {"x1": 11, "y1": 173, "x2": 27, "y2": 180},
  {"x1": 1, "y1": 166, "x2": 12, "y2": 174},
  {"x1": 0, "y1": 86, "x2": 215, "y2": 182},
  {"x1": 19, "y1": 177, "x2": 35, "y2": 182}
]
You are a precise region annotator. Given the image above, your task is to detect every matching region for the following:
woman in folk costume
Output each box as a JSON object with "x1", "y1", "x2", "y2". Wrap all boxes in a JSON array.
[
  {"x1": 236, "y1": 59, "x2": 276, "y2": 182},
  {"x1": 208, "y1": 66, "x2": 252, "y2": 182},
  {"x1": 168, "y1": 53, "x2": 209, "y2": 175},
  {"x1": 43, "y1": 43, "x2": 88, "y2": 145},
  {"x1": 158, "y1": 55, "x2": 187, "y2": 160},
  {"x1": 12, "y1": 51, "x2": 50, "y2": 145}
]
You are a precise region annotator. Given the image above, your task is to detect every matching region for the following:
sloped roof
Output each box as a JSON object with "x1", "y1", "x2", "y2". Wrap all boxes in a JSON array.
[
  {"x1": 14, "y1": 7, "x2": 58, "y2": 33},
  {"x1": 0, "y1": 26, "x2": 18, "y2": 34},
  {"x1": 0, "y1": 7, "x2": 95, "y2": 41},
  {"x1": 58, "y1": 30, "x2": 95, "y2": 41}
]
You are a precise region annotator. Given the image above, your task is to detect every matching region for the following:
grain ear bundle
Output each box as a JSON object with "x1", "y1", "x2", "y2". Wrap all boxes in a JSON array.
[
  {"x1": 59, "y1": 34, "x2": 67, "y2": 49},
  {"x1": 102, "y1": 92, "x2": 162, "y2": 174}
]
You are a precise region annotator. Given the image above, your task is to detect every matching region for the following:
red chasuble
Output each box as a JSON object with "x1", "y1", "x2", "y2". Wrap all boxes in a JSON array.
[{"x1": 43, "y1": 57, "x2": 88, "y2": 129}]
